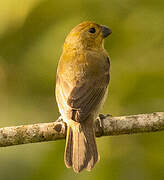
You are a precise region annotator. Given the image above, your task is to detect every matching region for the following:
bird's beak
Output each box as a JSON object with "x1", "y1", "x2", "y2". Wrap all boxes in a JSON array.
[{"x1": 101, "y1": 25, "x2": 112, "y2": 38}]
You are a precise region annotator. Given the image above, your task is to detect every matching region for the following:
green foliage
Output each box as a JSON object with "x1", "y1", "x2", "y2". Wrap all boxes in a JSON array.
[{"x1": 0, "y1": 0, "x2": 164, "y2": 179}]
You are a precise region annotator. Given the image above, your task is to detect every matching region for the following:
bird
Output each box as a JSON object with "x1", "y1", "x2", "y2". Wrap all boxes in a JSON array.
[{"x1": 55, "y1": 21, "x2": 111, "y2": 173}]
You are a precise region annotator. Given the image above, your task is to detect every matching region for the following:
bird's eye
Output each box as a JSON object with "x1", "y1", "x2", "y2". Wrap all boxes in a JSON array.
[{"x1": 88, "y1": 27, "x2": 96, "y2": 34}]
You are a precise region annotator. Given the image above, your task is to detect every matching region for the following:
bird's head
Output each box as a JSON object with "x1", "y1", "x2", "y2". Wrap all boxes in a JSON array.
[{"x1": 64, "y1": 21, "x2": 112, "y2": 51}]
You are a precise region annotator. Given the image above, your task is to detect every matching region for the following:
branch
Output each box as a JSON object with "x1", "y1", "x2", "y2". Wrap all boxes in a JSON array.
[{"x1": 0, "y1": 112, "x2": 164, "y2": 147}]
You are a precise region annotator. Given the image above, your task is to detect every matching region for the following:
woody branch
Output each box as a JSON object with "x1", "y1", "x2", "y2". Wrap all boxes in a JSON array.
[{"x1": 0, "y1": 112, "x2": 164, "y2": 147}]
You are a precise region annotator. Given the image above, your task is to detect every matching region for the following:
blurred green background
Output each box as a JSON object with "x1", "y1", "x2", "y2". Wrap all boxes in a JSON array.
[{"x1": 0, "y1": 0, "x2": 164, "y2": 179}]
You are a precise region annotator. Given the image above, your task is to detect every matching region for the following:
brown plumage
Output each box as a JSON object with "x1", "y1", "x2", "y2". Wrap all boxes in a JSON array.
[{"x1": 55, "y1": 21, "x2": 111, "y2": 173}]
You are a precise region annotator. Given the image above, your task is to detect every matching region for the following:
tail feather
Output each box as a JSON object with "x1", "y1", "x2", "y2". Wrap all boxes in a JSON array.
[
  {"x1": 64, "y1": 121, "x2": 99, "y2": 173},
  {"x1": 84, "y1": 125, "x2": 99, "y2": 171},
  {"x1": 72, "y1": 123, "x2": 87, "y2": 173},
  {"x1": 64, "y1": 126, "x2": 73, "y2": 168}
]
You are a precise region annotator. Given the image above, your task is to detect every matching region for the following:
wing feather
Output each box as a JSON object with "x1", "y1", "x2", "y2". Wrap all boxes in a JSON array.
[{"x1": 56, "y1": 73, "x2": 109, "y2": 122}]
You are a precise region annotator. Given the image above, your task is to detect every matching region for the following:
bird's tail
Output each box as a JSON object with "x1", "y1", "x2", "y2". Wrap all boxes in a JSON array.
[{"x1": 64, "y1": 120, "x2": 99, "y2": 173}]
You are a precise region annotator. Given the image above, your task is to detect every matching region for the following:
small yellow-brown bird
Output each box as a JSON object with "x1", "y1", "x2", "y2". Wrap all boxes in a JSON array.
[{"x1": 56, "y1": 21, "x2": 111, "y2": 173}]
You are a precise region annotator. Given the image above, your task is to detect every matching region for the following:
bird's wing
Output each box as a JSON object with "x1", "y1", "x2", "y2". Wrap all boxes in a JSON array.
[{"x1": 56, "y1": 73, "x2": 109, "y2": 122}]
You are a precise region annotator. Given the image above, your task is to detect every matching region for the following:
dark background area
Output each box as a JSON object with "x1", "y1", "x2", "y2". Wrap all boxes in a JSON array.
[{"x1": 0, "y1": 0, "x2": 164, "y2": 179}]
